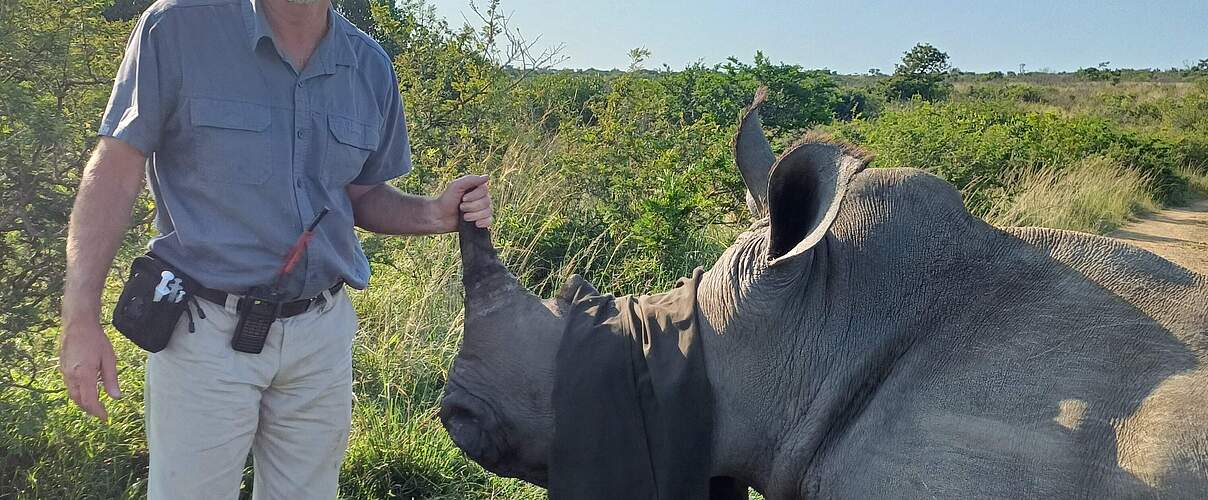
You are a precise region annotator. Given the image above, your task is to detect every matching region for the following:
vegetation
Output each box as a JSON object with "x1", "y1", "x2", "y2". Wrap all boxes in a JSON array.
[
  {"x1": 884, "y1": 42, "x2": 953, "y2": 102},
  {"x1": 981, "y1": 156, "x2": 1159, "y2": 232},
  {"x1": 1, "y1": 0, "x2": 1206, "y2": 498}
]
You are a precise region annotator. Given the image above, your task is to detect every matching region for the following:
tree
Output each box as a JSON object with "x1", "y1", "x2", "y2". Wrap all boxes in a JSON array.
[
  {"x1": 719, "y1": 52, "x2": 842, "y2": 131},
  {"x1": 100, "y1": 0, "x2": 151, "y2": 20},
  {"x1": 1077, "y1": 62, "x2": 1121, "y2": 84},
  {"x1": 0, "y1": 0, "x2": 141, "y2": 397},
  {"x1": 333, "y1": 0, "x2": 403, "y2": 58},
  {"x1": 366, "y1": 0, "x2": 562, "y2": 190},
  {"x1": 896, "y1": 43, "x2": 950, "y2": 76},
  {"x1": 884, "y1": 42, "x2": 953, "y2": 101},
  {"x1": 627, "y1": 47, "x2": 652, "y2": 72}
]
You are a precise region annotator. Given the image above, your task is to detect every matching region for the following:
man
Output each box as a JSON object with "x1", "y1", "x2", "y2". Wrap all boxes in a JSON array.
[{"x1": 56, "y1": 0, "x2": 493, "y2": 497}]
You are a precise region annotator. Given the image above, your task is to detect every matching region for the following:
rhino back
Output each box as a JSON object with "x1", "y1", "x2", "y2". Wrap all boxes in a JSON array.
[
  {"x1": 998, "y1": 226, "x2": 1208, "y2": 492},
  {"x1": 807, "y1": 169, "x2": 1208, "y2": 498}
]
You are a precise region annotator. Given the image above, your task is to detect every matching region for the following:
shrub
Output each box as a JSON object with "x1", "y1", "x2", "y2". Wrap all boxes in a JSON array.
[
  {"x1": 1165, "y1": 78, "x2": 1208, "y2": 134},
  {"x1": 827, "y1": 98, "x2": 1188, "y2": 212},
  {"x1": 713, "y1": 52, "x2": 843, "y2": 131},
  {"x1": 966, "y1": 83, "x2": 1048, "y2": 104},
  {"x1": 1098, "y1": 91, "x2": 1165, "y2": 124},
  {"x1": 833, "y1": 86, "x2": 884, "y2": 120},
  {"x1": 1077, "y1": 66, "x2": 1122, "y2": 84},
  {"x1": 515, "y1": 71, "x2": 610, "y2": 130}
]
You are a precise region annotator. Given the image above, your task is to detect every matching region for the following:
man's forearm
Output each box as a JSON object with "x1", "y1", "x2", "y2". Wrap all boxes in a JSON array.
[
  {"x1": 62, "y1": 139, "x2": 147, "y2": 328},
  {"x1": 349, "y1": 183, "x2": 453, "y2": 235}
]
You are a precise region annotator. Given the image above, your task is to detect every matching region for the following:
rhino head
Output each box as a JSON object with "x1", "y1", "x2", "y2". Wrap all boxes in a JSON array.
[
  {"x1": 439, "y1": 88, "x2": 868, "y2": 489},
  {"x1": 439, "y1": 214, "x2": 601, "y2": 485}
]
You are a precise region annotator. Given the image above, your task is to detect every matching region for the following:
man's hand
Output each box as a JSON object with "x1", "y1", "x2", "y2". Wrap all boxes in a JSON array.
[
  {"x1": 435, "y1": 175, "x2": 493, "y2": 231},
  {"x1": 59, "y1": 322, "x2": 121, "y2": 421},
  {"x1": 346, "y1": 174, "x2": 493, "y2": 235}
]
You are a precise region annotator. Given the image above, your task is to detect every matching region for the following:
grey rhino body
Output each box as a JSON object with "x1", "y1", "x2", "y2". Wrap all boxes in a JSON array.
[
  {"x1": 700, "y1": 166, "x2": 1208, "y2": 498},
  {"x1": 441, "y1": 90, "x2": 1208, "y2": 498}
]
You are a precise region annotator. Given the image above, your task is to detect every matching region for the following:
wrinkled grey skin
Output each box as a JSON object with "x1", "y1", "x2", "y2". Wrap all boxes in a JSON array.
[{"x1": 440, "y1": 91, "x2": 1208, "y2": 498}]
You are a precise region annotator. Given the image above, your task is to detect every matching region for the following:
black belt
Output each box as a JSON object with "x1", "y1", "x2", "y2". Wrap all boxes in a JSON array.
[{"x1": 193, "y1": 282, "x2": 344, "y2": 318}]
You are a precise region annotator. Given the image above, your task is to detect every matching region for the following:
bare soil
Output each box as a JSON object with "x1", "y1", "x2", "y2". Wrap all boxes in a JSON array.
[{"x1": 1109, "y1": 197, "x2": 1208, "y2": 275}]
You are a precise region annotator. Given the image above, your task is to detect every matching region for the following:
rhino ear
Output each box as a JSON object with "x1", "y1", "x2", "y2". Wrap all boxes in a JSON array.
[
  {"x1": 556, "y1": 274, "x2": 600, "y2": 304},
  {"x1": 734, "y1": 87, "x2": 775, "y2": 218},
  {"x1": 766, "y1": 133, "x2": 869, "y2": 266}
]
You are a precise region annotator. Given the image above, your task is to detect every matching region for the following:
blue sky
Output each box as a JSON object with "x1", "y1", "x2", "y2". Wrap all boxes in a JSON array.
[{"x1": 425, "y1": 0, "x2": 1208, "y2": 74}]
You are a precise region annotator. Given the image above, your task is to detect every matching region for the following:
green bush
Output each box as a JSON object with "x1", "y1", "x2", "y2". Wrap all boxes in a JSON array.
[
  {"x1": 828, "y1": 98, "x2": 1189, "y2": 212},
  {"x1": 965, "y1": 83, "x2": 1048, "y2": 104},
  {"x1": 1098, "y1": 91, "x2": 1165, "y2": 124},
  {"x1": 834, "y1": 86, "x2": 885, "y2": 120},
  {"x1": 515, "y1": 71, "x2": 610, "y2": 130},
  {"x1": 1077, "y1": 66, "x2": 1122, "y2": 84},
  {"x1": 1166, "y1": 79, "x2": 1208, "y2": 134},
  {"x1": 658, "y1": 53, "x2": 844, "y2": 132}
]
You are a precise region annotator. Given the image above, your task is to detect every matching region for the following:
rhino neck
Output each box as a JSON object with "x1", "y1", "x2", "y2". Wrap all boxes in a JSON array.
[
  {"x1": 700, "y1": 236, "x2": 933, "y2": 497},
  {"x1": 700, "y1": 181, "x2": 996, "y2": 496},
  {"x1": 693, "y1": 237, "x2": 836, "y2": 493}
]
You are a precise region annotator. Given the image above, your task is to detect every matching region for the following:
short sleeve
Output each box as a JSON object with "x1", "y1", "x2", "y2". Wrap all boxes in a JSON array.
[
  {"x1": 98, "y1": 10, "x2": 176, "y2": 155},
  {"x1": 352, "y1": 67, "x2": 412, "y2": 185}
]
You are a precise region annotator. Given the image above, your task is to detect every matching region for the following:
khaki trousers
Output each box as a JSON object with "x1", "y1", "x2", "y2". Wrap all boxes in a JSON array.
[{"x1": 145, "y1": 287, "x2": 356, "y2": 500}]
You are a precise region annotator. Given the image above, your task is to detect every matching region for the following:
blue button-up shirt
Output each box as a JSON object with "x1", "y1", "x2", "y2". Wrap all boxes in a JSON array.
[{"x1": 98, "y1": 0, "x2": 411, "y2": 299}]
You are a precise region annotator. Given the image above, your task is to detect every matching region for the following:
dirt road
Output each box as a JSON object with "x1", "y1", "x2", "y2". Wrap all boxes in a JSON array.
[{"x1": 1109, "y1": 197, "x2": 1208, "y2": 275}]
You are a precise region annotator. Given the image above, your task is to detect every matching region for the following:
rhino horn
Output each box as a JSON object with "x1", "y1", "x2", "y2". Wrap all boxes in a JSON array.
[
  {"x1": 734, "y1": 86, "x2": 776, "y2": 218},
  {"x1": 458, "y1": 220, "x2": 528, "y2": 317}
]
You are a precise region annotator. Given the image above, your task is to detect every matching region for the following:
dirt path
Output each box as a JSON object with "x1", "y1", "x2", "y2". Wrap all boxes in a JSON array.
[{"x1": 1109, "y1": 197, "x2": 1208, "y2": 275}]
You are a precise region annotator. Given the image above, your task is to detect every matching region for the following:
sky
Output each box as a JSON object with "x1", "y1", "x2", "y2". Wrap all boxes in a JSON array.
[{"x1": 425, "y1": 0, "x2": 1208, "y2": 74}]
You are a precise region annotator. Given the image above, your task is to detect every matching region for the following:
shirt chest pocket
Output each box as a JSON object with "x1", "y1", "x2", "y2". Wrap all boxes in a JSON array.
[
  {"x1": 187, "y1": 97, "x2": 272, "y2": 184},
  {"x1": 324, "y1": 114, "x2": 380, "y2": 186}
]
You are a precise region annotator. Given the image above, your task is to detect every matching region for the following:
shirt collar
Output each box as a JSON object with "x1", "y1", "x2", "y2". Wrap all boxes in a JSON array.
[{"x1": 242, "y1": 0, "x2": 357, "y2": 73}]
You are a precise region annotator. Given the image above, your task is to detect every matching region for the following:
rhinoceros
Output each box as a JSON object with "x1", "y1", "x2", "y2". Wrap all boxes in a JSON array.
[{"x1": 439, "y1": 91, "x2": 1208, "y2": 499}]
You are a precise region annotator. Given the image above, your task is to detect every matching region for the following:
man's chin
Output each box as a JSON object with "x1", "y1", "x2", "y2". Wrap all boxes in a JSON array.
[{"x1": 284, "y1": 0, "x2": 323, "y2": 5}]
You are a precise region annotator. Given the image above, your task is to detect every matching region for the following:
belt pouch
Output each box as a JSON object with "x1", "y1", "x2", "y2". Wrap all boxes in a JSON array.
[{"x1": 111, "y1": 254, "x2": 191, "y2": 353}]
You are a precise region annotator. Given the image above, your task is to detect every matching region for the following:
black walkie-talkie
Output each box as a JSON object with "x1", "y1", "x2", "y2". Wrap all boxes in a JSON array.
[
  {"x1": 231, "y1": 288, "x2": 284, "y2": 354},
  {"x1": 231, "y1": 207, "x2": 329, "y2": 354}
]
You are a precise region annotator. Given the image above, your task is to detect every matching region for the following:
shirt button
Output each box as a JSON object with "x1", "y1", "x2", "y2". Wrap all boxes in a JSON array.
[
  {"x1": 296, "y1": 129, "x2": 305, "y2": 139},
  {"x1": 296, "y1": 81, "x2": 303, "y2": 88},
  {"x1": 296, "y1": 179, "x2": 304, "y2": 188}
]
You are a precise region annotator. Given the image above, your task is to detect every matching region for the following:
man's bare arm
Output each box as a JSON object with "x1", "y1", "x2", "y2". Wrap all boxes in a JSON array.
[
  {"x1": 59, "y1": 137, "x2": 147, "y2": 420},
  {"x1": 346, "y1": 175, "x2": 493, "y2": 235}
]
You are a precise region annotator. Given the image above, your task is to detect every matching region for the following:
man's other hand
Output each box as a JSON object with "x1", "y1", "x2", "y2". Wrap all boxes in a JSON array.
[
  {"x1": 59, "y1": 322, "x2": 122, "y2": 421},
  {"x1": 436, "y1": 174, "x2": 493, "y2": 231}
]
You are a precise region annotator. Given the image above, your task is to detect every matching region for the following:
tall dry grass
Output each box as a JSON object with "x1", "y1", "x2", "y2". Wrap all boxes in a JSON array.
[
  {"x1": 1177, "y1": 164, "x2": 1208, "y2": 196},
  {"x1": 982, "y1": 156, "x2": 1159, "y2": 233}
]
